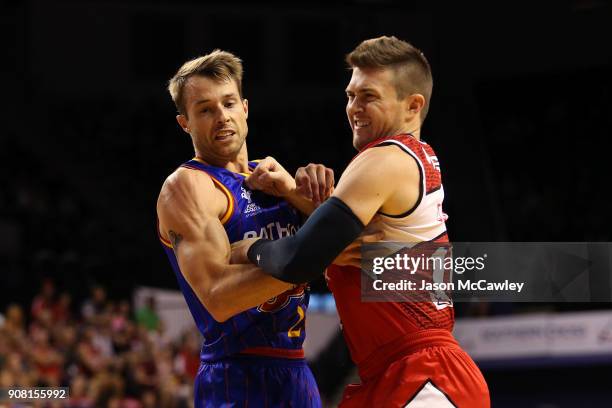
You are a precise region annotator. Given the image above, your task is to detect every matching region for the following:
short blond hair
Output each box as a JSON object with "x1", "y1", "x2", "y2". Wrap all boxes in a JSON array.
[
  {"x1": 346, "y1": 36, "x2": 433, "y2": 121},
  {"x1": 168, "y1": 50, "x2": 243, "y2": 115}
]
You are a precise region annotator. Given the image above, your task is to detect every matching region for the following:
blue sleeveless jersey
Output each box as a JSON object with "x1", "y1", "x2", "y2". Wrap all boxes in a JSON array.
[{"x1": 159, "y1": 158, "x2": 308, "y2": 362}]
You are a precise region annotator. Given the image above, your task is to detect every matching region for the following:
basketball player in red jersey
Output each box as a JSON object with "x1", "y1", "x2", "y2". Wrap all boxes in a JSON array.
[{"x1": 234, "y1": 36, "x2": 490, "y2": 407}]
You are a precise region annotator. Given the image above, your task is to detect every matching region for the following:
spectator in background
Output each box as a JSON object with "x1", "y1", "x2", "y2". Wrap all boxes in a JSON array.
[
  {"x1": 29, "y1": 325, "x2": 63, "y2": 386},
  {"x1": 53, "y1": 322, "x2": 79, "y2": 379},
  {"x1": 67, "y1": 374, "x2": 94, "y2": 407},
  {"x1": 0, "y1": 304, "x2": 26, "y2": 341},
  {"x1": 135, "y1": 296, "x2": 159, "y2": 332},
  {"x1": 174, "y1": 332, "x2": 200, "y2": 381},
  {"x1": 111, "y1": 300, "x2": 131, "y2": 333},
  {"x1": 141, "y1": 389, "x2": 159, "y2": 408},
  {"x1": 31, "y1": 277, "x2": 56, "y2": 321},
  {"x1": 53, "y1": 292, "x2": 73, "y2": 323},
  {"x1": 81, "y1": 285, "x2": 108, "y2": 324},
  {"x1": 77, "y1": 326, "x2": 109, "y2": 376}
]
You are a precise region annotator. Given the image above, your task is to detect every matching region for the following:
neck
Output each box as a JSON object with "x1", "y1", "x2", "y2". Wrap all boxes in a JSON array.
[
  {"x1": 195, "y1": 144, "x2": 250, "y2": 173},
  {"x1": 398, "y1": 120, "x2": 421, "y2": 140},
  {"x1": 407, "y1": 128, "x2": 420, "y2": 140},
  {"x1": 379, "y1": 127, "x2": 421, "y2": 143}
]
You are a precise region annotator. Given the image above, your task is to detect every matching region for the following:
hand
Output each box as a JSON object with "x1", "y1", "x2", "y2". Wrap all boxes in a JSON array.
[
  {"x1": 295, "y1": 164, "x2": 335, "y2": 207},
  {"x1": 230, "y1": 238, "x2": 260, "y2": 265},
  {"x1": 246, "y1": 157, "x2": 296, "y2": 197},
  {"x1": 332, "y1": 231, "x2": 384, "y2": 268}
]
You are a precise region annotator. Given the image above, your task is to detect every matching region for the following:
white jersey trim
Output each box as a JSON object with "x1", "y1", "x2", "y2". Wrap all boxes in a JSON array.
[
  {"x1": 376, "y1": 139, "x2": 427, "y2": 216},
  {"x1": 404, "y1": 380, "x2": 457, "y2": 408}
]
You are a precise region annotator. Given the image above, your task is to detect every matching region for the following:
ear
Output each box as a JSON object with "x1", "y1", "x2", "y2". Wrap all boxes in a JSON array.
[
  {"x1": 176, "y1": 114, "x2": 190, "y2": 134},
  {"x1": 405, "y1": 94, "x2": 425, "y2": 118},
  {"x1": 242, "y1": 98, "x2": 249, "y2": 119}
]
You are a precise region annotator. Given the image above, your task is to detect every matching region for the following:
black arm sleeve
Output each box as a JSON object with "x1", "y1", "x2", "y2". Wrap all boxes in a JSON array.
[{"x1": 246, "y1": 197, "x2": 365, "y2": 284}]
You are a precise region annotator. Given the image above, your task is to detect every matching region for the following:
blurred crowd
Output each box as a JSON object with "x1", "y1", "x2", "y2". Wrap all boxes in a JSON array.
[{"x1": 0, "y1": 279, "x2": 199, "y2": 408}]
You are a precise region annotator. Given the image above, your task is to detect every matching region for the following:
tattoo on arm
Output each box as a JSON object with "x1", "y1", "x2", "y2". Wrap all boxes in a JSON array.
[{"x1": 168, "y1": 230, "x2": 183, "y2": 257}]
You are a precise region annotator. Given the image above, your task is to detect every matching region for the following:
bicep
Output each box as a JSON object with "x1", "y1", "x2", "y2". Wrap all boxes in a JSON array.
[
  {"x1": 172, "y1": 214, "x2": 231, "y2": 290},
  {"x1": 332, "y1": 149, "x2": 398, "y2": 225},
  {"x1": 157, "y1": 170, "x2": 229, "y2": 302}
]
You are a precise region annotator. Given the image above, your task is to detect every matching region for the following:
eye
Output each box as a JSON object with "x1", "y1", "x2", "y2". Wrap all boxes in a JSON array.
[
  {"x1": 200, "y1": 107, "x2": 210, "y2": 114},
  {"x1": 224, "y1": 101, "x2": 235, "y2": 108}
]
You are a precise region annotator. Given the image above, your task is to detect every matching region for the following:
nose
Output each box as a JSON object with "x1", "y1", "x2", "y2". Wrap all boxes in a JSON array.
[
  {"x1": 216, "y1": 105, "x2": 230, "y2": 124},
  {"x1": 347, "y1": 98, "x2": 363, "y2": 116}
]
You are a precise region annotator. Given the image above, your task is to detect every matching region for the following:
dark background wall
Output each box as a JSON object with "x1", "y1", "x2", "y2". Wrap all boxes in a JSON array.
[{"x1": 1, "y1": 0, "x2": 611, "y2": 311}]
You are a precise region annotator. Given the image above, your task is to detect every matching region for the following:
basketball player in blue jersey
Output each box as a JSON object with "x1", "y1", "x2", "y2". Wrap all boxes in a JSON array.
[{"x1": 156, "y1": 50, "x2": 331, "y2": 407}]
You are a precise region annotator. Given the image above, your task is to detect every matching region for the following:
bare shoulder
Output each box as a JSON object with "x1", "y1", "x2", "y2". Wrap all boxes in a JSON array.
[
  {"x1": 345, "y1": 144, "x2": 418, "y2": 180},
  {"x1": 159, "y1": 167, "x2": 215, "y2": 202},
  {"x1": 157, "y1": 167, "x2": 224, "y2": 234}
]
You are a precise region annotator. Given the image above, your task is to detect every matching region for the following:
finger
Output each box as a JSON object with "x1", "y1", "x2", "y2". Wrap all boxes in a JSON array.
[
  {"x1": 316, "y1": 165, "x2": 326, "y2": 203},
  {"x1": 295, "y1": 168, "x2": 313, "y2": 199},
  {"x1": 362, "y1": 231, "x2": 385, "y2": 243},
  {"x1": 245, "y1": 174, "x2": 259, "y2": 190},
  {"x1": 253, "y1": 158, "x2": 275, "y2": 175},
  {"x1": 254, "y1": 162, "x2": 274, "y2": 178},
  {"x1": 252, "y1": 161, "x2": 265, "y2": 173},
  {"x1": 325, "y1": 168, "x2": 334, "y2": 197},
  {"x1": 296, "y1": 180, "x2": 313, "y2": 200},
  {"x1": 247, "y1": 165, "x2": 265, "y2": 186},
  {"x1": 267, "y1": 171, "x2": 294, "y2": 195},
  {"x1": 264, "y1": 170, "x2": 286, "y2": 182},
  {"x1": 343, "y1": 241, "x2": 360, "y2": 251},
  {"x1": 307, "y1": 167, "x2": 321, "y2": 205},
  {"x1": 260, "y1": 156, "x2": 275, "y2": 168},
  {"x1": 259, "y1": 171, "x2": 280, "y2": 191},
  {"x1": 251, "y1": 163, "x2": 279, "y2": 189}
]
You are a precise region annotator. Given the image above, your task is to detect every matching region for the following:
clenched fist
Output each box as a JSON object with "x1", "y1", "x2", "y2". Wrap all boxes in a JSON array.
[{"x1": 295, "y1": 163, "x2": 335, "y2": 207}]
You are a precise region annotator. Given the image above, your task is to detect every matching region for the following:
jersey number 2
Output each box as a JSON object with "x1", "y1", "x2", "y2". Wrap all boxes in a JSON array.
[{"x1": 288, "y1": 306, "x2": 305, "y2": 338}]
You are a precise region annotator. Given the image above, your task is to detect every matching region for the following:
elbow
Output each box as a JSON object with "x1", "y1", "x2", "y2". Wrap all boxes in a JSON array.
[
  {"x1": 208, "y1": 307, "x2": 231, "y2": 323},
  {"x1": 205, "y1": 299, "x2": 232, "y2": 323},
  {"x1": 199, "y1": 287, "x2": 233, "y2": 323}
]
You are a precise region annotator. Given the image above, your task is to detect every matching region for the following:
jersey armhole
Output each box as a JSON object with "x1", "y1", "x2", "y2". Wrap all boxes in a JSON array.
[
  {"x1": 374, "y1": 141, "x2": 425, "y2": 218},
  {"x1": 180, "y1": 164, "x2": 236, "y2": 225},
  {"x1": 157, "y1": 217, "x2": 174, "y2": 249}
]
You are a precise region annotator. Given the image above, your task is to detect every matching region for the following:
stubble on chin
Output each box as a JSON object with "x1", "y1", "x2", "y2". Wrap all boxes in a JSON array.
[{"x1": 353, "y1": 131, "x2": 371, "y2": 151}]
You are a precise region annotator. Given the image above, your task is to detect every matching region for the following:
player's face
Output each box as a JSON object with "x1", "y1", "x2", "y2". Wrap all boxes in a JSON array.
[
  {"x1": 178, "y1": 76, "x2": 248, "y2": 163},
  {"x1": 346, "y1": 67, "x2": 406, "y2": 150}
]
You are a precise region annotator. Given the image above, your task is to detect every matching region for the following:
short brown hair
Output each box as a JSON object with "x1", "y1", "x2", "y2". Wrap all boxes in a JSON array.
[
  {"x1": 168, "y1": 49, "x2": 243, "y2": 115},
  {"x1": 346, "y1": 36, "x2": 433, "y2": 121}
]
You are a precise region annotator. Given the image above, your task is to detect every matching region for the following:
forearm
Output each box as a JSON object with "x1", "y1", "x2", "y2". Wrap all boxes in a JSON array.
[
  {"x1": 247, "y1": 197, "x2": 365, "y2": 283},
  {"x1": 283, "y1": 189, "x2": 316, "y2": 215},
  {"x1": 201, "y1": 263, "x2": 294, "y2": 322}
]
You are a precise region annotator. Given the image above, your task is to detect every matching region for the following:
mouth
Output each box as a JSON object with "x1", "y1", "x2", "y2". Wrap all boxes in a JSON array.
[
  {"x1": 215, "y1": 129, "x2": 236, "y2": 141},
  {"x1": 354, "y1": 119, "x2": 370, "y2": 130}
]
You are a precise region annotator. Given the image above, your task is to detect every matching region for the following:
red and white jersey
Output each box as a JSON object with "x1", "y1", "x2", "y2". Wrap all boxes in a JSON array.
[
  {"x1": 363, "y1": 134, "x2": 449, "y2": 243},
  {"x1": 326, "y1": 133, "x2": 454, "y2": 376}
]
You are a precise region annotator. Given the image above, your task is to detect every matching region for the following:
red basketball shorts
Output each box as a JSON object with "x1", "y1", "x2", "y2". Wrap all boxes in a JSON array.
[{"x1": 339, "y1": 332, "x2": 490, "y2": 407}]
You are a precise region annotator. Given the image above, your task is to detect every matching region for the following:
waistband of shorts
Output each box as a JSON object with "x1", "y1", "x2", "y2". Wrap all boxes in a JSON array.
[
  {"x1": 358, "y1": 329, "x2": 460, "y2": 382},
  {"x1": 239, "y1": 346, "x2": 305, "y2": 360},
  {"x1": 201, "y1": 353, "x2": 307, "y2": 367}
]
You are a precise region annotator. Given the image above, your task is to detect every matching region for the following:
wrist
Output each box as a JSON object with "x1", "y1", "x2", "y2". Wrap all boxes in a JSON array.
[
  {"x1": 282, "y1": 184, "x2": 299, "y2": 199},
  {"x1": 247, "y1": 238, "x2": 268, "y2": 265}
]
